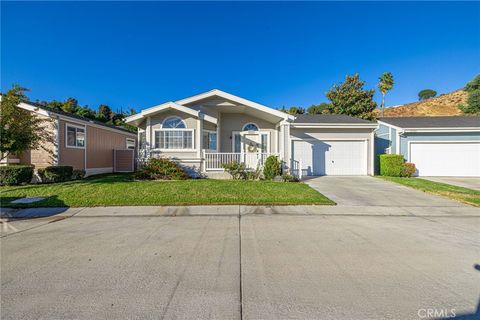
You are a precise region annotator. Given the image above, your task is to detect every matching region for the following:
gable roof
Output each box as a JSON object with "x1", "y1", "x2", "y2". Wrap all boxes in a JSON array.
[
  {"x1": 378, "y1": 116, "x2": 480, "y2": 130},
  {"x1": 292, "y1": 114, "x2": 377, "y2": 128},
  {"x1": 125, "y1": 89, "x2": 293, "y2": 126}
]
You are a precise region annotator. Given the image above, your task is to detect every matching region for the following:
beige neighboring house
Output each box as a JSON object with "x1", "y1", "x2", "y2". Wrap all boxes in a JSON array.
[
  {"x1": 1, "y1": 99, "x2": 137, "y2": 176},
  {"x1": 126, "y1": 89, "x2": 378, "y2": 178}
]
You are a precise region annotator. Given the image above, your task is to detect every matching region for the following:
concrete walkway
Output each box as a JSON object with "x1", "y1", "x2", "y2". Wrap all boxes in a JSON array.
[{"x1": 422, "y1": 176, "x2": 480, "y2": 190}]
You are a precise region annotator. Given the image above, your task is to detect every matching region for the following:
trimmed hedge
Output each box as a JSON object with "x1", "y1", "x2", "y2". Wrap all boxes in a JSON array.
[
  {"x1": 37, "y1": 166, "x2": 74, "y2": 183},
  {"x1": 0, "y1": 165, "x2": 34, "y2": 186},
  {"x1": 263, "y1": 155, "x2": 282, "y2": 180},
  {"x1": 378, "y1": 154, "x2": 404, "y2": 177}
]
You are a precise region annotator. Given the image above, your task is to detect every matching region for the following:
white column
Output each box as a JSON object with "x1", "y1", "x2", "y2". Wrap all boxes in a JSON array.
[
  {"x1": 146, "y1": 116, "x2": 152, "y2": 158},
  {"x1": 216, "y1": 114, "x2": 221, "y2": 152},
  {"x1": 284, "y1": 122, "x2": 291, "y2": 163},
  {"x1": 279, "y1": 123, "x2": 285, "y2": 160},
  {"x1": 196, "y1": 117, "x2": 203, "y2": 158}
]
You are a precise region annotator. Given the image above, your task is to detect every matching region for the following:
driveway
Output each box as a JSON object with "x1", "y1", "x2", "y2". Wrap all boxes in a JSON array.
[
  {"x1": 422, "y1": 177, "x2": 480, "y2": 191},
  {"x1": 304, "y1": 176, "x2": 468, "y2": 207},
  {"x1": 1, "y1": 212, "x2": 479, "y2": 319}
]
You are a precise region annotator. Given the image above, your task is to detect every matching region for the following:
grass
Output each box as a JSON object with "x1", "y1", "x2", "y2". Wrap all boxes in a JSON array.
[
  {"x1": 378, "y1": 176, "x2": 480, "y2": 207},
  {"x1": 0, "y1": 174, "x2": 334, "y2": 208}
]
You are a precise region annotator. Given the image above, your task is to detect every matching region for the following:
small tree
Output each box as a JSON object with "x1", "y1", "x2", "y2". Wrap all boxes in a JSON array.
[
  {"x1": 418, "y1": 89, "x2": 437, "y2": 101},
  {"x1": 460, "y1": 74, "x2": 480, "y2": 115},
  {"x1": 325, "y1": 74, "x2": 377, "y2": 120},
  {"x1": 263, "y1": 155, "x2": 282, "y2": 180},
  {"x1": 287, "y1": 106, "x2": 305, "y2": 115},
  {"x1": 378, "y1": 72, "x2": 394, "y2": 117},
  {"x1": 0, "y1": 85, "x2": 53, "y2": 161},
  {"x1": 307, "y1": 102, "x2": 331, "y2": 114},
  {"x1": 98, "y1": 104, "x2": 112, "y2": 122}
]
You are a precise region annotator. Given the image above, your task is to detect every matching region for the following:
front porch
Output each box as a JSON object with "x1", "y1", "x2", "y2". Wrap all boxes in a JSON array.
[{"x1": 203, "y1": 152, "x2": 275, "y2": 171}]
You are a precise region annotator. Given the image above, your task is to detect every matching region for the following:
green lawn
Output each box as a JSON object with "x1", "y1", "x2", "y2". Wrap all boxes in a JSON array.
[
  {"x1": 378, "y1": 176, "x2": 480, "y2": 207},
  {"x1": 0, "y1": 174, "x2": 334, "y2": 207}
]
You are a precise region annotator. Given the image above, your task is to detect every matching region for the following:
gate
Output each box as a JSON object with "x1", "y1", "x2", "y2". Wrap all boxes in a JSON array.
[{"x1": 114, "y1": 149, "x2": 135, "y2": 172}]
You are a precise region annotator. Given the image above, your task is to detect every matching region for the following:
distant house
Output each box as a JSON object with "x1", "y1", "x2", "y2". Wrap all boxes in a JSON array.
[
  {"x1": 1, "y1": 99, "x2": 137, "y2": 175},
  {"x1": 125, "y1": 89, "x2": 378, "y2": 178},
  {"x1": 376, "y1": 116, "x2": 480, "y2": 177}
]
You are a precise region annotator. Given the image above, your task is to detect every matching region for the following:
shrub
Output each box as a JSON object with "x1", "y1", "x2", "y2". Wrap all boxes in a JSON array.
[
  {"x1": 136, "y1": 158, "x2": 189, "y2": 180},
  {"x1": 37, "y1": 166, "x2": 74, "y2": 183},
  {"x1": 401, "y1": 162, "x2": 416, "y2": 178},
  {"x1": 222, "y1": 161, "x2": 247, "y2": 180},
  {"x1": 282, "y1": 172, "x2": 299, "y2": 182},
  {"x1": 245, "y1": 167, "x2": 262, "y2": 180},
  {"x1": 0, "y1": 165, "x2": 33, "y2": 186},
  {"x1": 378, "y1": 154, "x2": 404, "y2": 177},
  {"x1": 263, "y1": 155, "x2": 282, "y2": 180},
  {"x1": 71, "y1": 169, "x2": 86, "y2": 180}
]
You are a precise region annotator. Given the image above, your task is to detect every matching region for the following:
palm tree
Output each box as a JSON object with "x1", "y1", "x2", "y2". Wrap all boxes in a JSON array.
[{"x1": 378, "y1": 72, "x2": 394, "y2": 117}]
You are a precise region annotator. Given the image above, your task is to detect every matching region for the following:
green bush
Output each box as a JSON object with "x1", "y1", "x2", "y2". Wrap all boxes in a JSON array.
[
  {"x1": 136, "y1": 158, "x2": 189, "y2": 180},
  {"x1": 222, "y1": 161, "x2": 247, "y2": 180},
  {"x1": 263, "y1": 155, "x2": 282, "y2": 180},
  {"x1": 282, "y1": 172, "x2": 299, "y2": 182},
  {"x1": 37, "y1": 166, "x2": 74, "y2": 183},
  {"x1": 0, "y1": 165, "x2": 33, "y2": 186},
  {"x1": 401, "y1": 162, "x2": 416, "y2": 178},
  {"x1": 71, "y1": 169, "x2": 86, "y2": 180},
  {"x1": 378, "y1": 154, "x2": 404, "y2": 177}
]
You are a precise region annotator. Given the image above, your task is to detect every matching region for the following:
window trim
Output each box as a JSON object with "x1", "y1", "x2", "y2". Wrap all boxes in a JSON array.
[
  {"x1": 161, "y1": 116, "x2": 186, "y2": 129},
  {"x1": 153, "y1": 128, "x2": 195, "y2": 152},
  {"x1": 242, "y1": 122, "x2": 260, "y2": 132},
  {"x1": 126, "y1": 138, "x2": 136, "y2": 150},
  {"x1": 65, "y1": 123, "x2": 86, "y2": 149}
]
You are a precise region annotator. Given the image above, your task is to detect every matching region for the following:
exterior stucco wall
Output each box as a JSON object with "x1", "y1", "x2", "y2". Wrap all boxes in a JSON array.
[
  {"x1": 399, "y1": 132, "x2": 480, "y2": 160},
  {"x1": 19, "y1": 115, "x2": 57, "y2": 169},
  {"x1": 220, "y1": 113, "x2": 277, "y2": 153},
  {"x1": 290, "y1": 127, "x2": 375, "y2": 175}
]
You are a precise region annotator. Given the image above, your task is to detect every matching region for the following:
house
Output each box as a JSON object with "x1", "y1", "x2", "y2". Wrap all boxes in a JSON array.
[
  {"x1": 125, "y1": 89, "x2": 378, "y2": 178},
  {"x1": 376, "y1": 116, "x2": 480, "y2": 177},
  {"x1": 1, "y1": 99, "x2": 138, "y2": 175}
]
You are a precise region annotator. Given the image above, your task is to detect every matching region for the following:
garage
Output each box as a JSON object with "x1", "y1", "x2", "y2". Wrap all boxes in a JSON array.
[
  {"x1": 292, "y1": 140, "x2": 367, "y2": 176},
  {"x1": 410, "y1": 142, "x2": 480, "y2": 177}
]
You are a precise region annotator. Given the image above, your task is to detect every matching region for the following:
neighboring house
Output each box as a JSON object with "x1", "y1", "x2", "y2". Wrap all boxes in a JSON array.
[
  {"x1": 125, "y1": 89, "x2": 378, "y2": 178},
  {"x1": 376, "y1": 116, "x2": 480, "y2": 177},
  {"x1": 1, "y1": 100, "x2": 137, "y2": 176}
]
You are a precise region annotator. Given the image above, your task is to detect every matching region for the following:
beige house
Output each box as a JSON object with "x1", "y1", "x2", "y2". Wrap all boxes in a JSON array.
[
  {"x1": 2, "y1": 100, "x2": 137, "y2": 176},
  {"x1": 126, "y1": 89, "x2": 378, "y2": 178}
]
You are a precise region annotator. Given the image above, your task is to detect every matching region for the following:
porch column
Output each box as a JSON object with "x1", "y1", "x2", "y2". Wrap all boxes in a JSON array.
[
  {"x1": 146, "y1": 116, "x2": 152, "y2": 157},
  {"x1": 196, "y1": 117, "x2": 203, "y2": 158},
  {"x1": 284, "y1": 122, "x2": 291, "y2": 163},
  {"x1": 278, "y1": 123, "x2": 284, "y2": 159}
]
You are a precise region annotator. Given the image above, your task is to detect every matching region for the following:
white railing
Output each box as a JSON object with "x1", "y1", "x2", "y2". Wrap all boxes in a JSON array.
[
  {"x1": 290, "y1": 158, "x2": 303, "y2": 180},
  {"x1": 204, "y1": 152, "x2": 275, "y2": 171}
]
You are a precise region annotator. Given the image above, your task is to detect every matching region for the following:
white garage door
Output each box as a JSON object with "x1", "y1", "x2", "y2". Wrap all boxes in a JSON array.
[
  {"x1": 410, "y1": 142, "x2": 480, "y2": 177},
  {"x1": 292, "y1": 140, "x2": 367, "y2": 176}
]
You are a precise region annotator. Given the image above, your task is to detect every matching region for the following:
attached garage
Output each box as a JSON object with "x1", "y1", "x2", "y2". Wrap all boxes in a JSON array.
[
  {"x1": 290, "y1": 115, "x2": 377, "y2": 176},
  {"x1": 377, "y1": 116, "x2": 480, "y2": 177},
  {"x1": 409, "y1": 142, "x2": 480, "y2": 177}
]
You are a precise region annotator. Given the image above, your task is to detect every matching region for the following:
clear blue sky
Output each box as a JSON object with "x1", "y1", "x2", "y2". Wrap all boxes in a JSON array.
[{"x1": 1, "y1": 1, "x2": 479, "y2": 112}]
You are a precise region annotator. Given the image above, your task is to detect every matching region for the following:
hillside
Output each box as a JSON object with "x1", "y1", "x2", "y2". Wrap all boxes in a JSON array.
[{"x1": 379, "y1": 89, "x2": 468, "y2": 117}]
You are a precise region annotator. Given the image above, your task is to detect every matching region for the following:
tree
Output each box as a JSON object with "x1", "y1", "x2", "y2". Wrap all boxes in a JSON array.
[
  {"x1": 97, "y1": 104, "x2": 112, "y2": 122},
  {"x1": 378, "y1": 72, "x2": 394, "y2": 117},
  {"x1": 325, "y1": 74, "x2": 377, "y2": 120},
  {"x1": 287, "y1": 106, "x2": 305, "y2": 115},
  {"x1": 76, "y1": 106, "x2": 96, "y2": 120},
  {"x1": 460, "y1": 74, "x2": 480, "y2": 114},
  {"x1": 0, "y1": 85, "x2": 53, "y2": 160},
  {"x1": 418, "y1": 89, "x2": 437, "y2": 101},
  {"x1": 307, "y1": 102, "x2": 331, "y2": 114},
  {"x1": 62, "y1": 97, "x2": 79, "y2": 113}
]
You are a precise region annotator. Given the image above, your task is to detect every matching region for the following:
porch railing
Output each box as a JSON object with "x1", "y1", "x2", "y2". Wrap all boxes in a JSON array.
[
  {"x1": 290, "y1": 158, "x2": 303, "y2": 180},
  {"x1": 204, "y1": 152, "x2": 275, "y2": 171}
]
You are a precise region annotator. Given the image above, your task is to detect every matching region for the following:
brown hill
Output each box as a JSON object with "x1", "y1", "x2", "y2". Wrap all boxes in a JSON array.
[{"x1": 378, "y1": 89, "x2": 468, "y2": 117}]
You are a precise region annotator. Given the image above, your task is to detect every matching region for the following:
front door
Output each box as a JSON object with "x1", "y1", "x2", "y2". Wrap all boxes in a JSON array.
[{"x1": 243, "y1": 133, "x2": 261, "y2": 168}]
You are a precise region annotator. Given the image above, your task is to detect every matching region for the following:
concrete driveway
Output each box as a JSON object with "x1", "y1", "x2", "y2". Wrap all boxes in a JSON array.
[
  {"x1": 2, "y1": 210, "x2": 480, "y2": 319},
  {"x1": 304, "y1": 176, "x2": 469, "y2": 207},
  {"x1": 422, "y1": 177, "x2": 480, "y2": 191}
]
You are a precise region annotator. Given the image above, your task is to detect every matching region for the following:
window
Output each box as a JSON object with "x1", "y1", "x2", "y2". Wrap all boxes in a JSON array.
[
  {"x1": 234, "y1": 134, "x2": 241, "y2": 153},
  {"x1": 126, "y1": 138, "x2": 135, "y2": 150},
  {"x1": 242, "y1": 123, "x2": 259, "y2": 131},
  {"x1": 203, "y1": 131, "x2": 217, "y2": 151},
  {"x1": 155, "y1": 130, "x2": 193, "y2": 149},
  {"x1": 261, "y1": 134, "x2": 268, "y2": 153},
  {"x1": 162, "y1": 117, "x2": 186, "y2": 129},
  {"x1": 66, "y1": 124, "x2": 85, "y2": 148},
  {"x1": 139, "y1": 132, "x2": 146, "y2": 149}
]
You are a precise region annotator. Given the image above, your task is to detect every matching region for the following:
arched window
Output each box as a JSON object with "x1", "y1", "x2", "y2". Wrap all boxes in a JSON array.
[
  {"x1": 162, "y1": 117, "x2": 186, "y2": 129},
  {"x1": 242, "y1": 123, "x2": 259, "y2": 131}
]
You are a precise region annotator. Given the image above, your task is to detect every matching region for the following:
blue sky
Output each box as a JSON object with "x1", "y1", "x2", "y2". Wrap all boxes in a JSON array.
[{"x1": 1, "y1": 1, "x2": 479, "y2": 112}]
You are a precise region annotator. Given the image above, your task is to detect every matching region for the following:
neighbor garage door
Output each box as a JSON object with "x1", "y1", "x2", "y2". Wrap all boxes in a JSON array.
[
  {"x1": 292, "y1": 140, "x2": 367, "y2": 176},
  {"x1": 410, "y1": 142, "x2": 480, "y2": 177}
]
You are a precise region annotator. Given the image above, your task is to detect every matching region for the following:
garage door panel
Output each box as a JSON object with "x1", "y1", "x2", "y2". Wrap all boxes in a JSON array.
[
  {"x1": 292, "y1": 140, "x2": 366, "y2": 176},
  {"x1": 410, "y1": 142, "x2": 480, "y2": 177}
]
